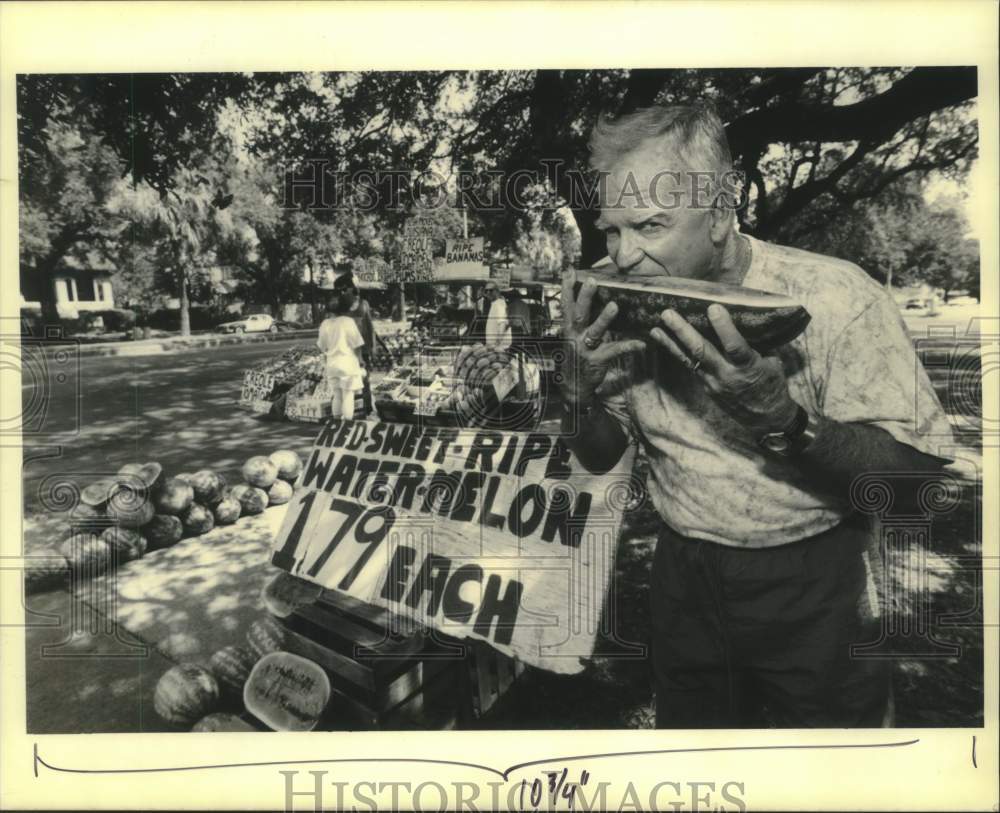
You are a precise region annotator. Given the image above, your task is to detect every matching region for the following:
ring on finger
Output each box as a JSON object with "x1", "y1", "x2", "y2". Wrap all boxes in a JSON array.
[
  {"x1": 689, "y1": 357, "x2": 702, "y2": 373},
  {"x1": 583, "y1": 332, "x2": 602, "y2": 350}
]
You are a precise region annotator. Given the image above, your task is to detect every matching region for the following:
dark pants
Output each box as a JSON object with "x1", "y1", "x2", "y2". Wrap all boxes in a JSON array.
[{"x1": 651, "y1": 518, "x2": 891, "y2": 728}]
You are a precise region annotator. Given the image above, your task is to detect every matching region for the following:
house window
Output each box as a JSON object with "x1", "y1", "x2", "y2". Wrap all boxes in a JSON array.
[
  {"x1": 64, "y1": 279, "x2": 75, "y2": 302},
  {"x1": 97, "y1": 281, "x2": 104, "y2": 302},
  {"x1": 77, "y1": 277, "x2": 96, "y2": 302}
]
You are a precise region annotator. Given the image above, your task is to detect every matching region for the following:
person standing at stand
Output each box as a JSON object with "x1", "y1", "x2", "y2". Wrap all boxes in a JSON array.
[
  {"x1": 317, "y1": 286, "x2": 366, "y2": 420},
  {"x1": 334, "y1": 272, "x2": 376, "y2": 415},
  {"x1": 483, "y1": 280, "x2": 511, "y2": 349}
]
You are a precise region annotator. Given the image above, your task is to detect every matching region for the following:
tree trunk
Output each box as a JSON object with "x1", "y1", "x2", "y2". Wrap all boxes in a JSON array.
[
  {"x1": 885, "y1": 265, "x2": 893, "y2": 291},
  {"x1": 179, "y1": 266, "x2": 191, "y2": 337},
  {"x1": 307, "y1": 261, "x2": 319, "y2": 325}
]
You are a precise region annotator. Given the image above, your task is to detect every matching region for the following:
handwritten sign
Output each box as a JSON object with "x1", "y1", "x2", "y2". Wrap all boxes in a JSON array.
[
  {"x1": 243, "y1": 651, "x2": 331, "y2": 731},
  {"x1": 270, "y1": 418, "x2": 637, "y2": 674},
  {"x1": 441, "y1": 237, "x2": 488, "y2": 280}
]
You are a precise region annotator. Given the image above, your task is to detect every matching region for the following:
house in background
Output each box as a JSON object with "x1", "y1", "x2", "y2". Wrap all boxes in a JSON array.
[{"x1": 20, "y1": 253, "x2": 115, "y2": 318}]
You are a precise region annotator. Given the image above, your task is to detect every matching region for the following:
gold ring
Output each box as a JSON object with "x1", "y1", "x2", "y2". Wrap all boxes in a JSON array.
[
  {"x1": 689, "y1": 357, "x2": 702, "y2": 372},
  {"x1": 583, "y1": 333, "x2": 601, "y2": 350}
]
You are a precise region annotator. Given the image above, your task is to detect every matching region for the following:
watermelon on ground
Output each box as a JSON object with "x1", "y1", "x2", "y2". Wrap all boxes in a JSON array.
[
  {"x1": 231, "y1": 484, "x2": 268, "y2": 516},
  {"x1": 267, "y1": 480, "x2": 294, "y2": 506},
  {"x1": 139, "y1": 462, "x2": 165, "y2": 493},
  {"x1": 106, "y1": 484, "x2": 156, "y2": 529},
  {"x1": 209, "y1": 645, "x2": 258, "y2": 694},
  {"x1": 80, "y1": 478, "x2": 116, "y2": 510},
  {"x1": 269, "y1": 449, "x2": 303, "y2": 483},
  {"x1": 181, "y1": 503, "x2": 215, "y2": 536},
  {"x1": 58, "y1": 535, "x2": 111, "y2": 577},
  {"x1": 246, "y1": 615, "x2": 286, "y2": 658},
  {"x1": 102, "y1": 527, "x2": 147, "y2": 563},
  {"x1": 191, "y1": 713, "x2": 258, "y2": 733},
  {"x1": 242, "y1": 456, "x2": 279, "y2": 489},
  {"x1": 154, "y1": 664, "x2": 220, "y2": 725},
  {"x1": 213, "y1": 497, "x2": 242, "y2": 525},
  {"x1": 190, "y1": 470, "x2": 227, "y2": 506},
  {"x1": 25, "y1": 549, "x2": 69, "y2": 594},
  {"x1": 145, "y1": 514, "x2": 185, "y2": 550},
  {"x1": 155, "y1": 478, "x2": 194, "y2": 515}
]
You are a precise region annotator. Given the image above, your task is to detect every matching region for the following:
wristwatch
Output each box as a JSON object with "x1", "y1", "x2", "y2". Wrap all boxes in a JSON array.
[{"x1": 757, "y1": 404, "x2": 817, "y2": 457}]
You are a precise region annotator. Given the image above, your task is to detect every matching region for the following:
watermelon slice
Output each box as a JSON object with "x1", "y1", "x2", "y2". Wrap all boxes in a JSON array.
[{"x1": 575, "y1": 276, "x2": 810, "y2": 353}]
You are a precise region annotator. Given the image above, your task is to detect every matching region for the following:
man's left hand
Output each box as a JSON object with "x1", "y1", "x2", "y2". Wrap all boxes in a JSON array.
[{"x1": 651, "y1": 303, "x2": 800, "y2": 437}]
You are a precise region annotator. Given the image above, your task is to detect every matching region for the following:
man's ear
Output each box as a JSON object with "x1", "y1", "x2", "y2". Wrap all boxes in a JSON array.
[{"x1": 709, "y1": 192, "x2": 736, "y2": 243}]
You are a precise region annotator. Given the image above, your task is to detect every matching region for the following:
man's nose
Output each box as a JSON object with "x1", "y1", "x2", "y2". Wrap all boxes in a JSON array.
[{"x1": 613, "y1": 229, "x2": 644, "y2": 272}]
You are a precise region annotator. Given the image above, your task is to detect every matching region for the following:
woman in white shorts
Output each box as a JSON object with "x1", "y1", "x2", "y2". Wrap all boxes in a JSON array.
[{"x1": 317, "y1": 287, "x2": 365, "y2": 419}]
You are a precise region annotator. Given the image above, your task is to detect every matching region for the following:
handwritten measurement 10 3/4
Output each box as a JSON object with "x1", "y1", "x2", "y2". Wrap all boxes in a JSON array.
[{"x1": 518, "y1": 768, "x2": 591, "y2": 811}]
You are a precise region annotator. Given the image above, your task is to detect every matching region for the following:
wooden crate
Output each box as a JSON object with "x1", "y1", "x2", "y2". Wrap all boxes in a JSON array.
[{"x1": 275, "y1": 590, "x2": 523, "y2": 730}]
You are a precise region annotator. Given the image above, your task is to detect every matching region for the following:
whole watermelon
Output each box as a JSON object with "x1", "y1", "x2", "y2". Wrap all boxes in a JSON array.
[
  {"x1": 190, "y1": 470, "x2": 226, "y2": 506},
  {"x1": 181, "y1": 503, "x2": 215, "y2": 536},
  {"x1": 212, "y1": 497, "x2": 242, "y2": 525},
  {"x1": 231, "y1": 484, "x2": 268, "y2": 516},
  {"x1": 106, "y1": 484, "x2": 156, "y2": 529},
  {"x1": 102, "y1": 527, "x2": 147, "y2": 563},
  {"x1": 154, "y1": 664, "x2": 220, "y2": 725},
  {"x1": 80, "y1": 478, "x2": 115, "y2": 510},
  {"x1": 58, "y1": 535, "x2": 111, "y2": 576},
  {"x1": 155, "y1": 478, "x2": 195, "y2": 515},
  {"x1": 117, "y1": 462, "x2": 145, "y2": 479},
  {"x1": 246, "y1": 615, "x2": 286, "y2": 659},
  {"x1": 242, "y1": 456, "x2": 279, "y2": 489},
  {"x1": 191, "y1": 713, "x2": 257, "y2": 733},
  {"x1": 70, "y1": 502, "x2": 104, "y2": 525},
  {"x1": 267, "y1": 479, "x2": 294, "y2": 506},
  {"x1": 269, "y1": 450, "x2": 303, "y2": 483},
  {"x1": 145, "y1": 514, "x2": 185, "y2": 550},
  {"x1": 209, "y1": 645, "x2": 258, "y2": 695},
  {"x1": 25, "y1": 549, "x2": 69, "y2": 594},
  {"x1": 139, "y1": 462, "x2": 165, "y2": 494}
]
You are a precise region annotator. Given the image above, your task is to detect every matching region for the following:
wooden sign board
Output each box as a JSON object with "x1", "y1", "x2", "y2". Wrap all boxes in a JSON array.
[
  {"x1": 440, "y1": 237, "x2": 488, "y2": 280},
  {"x1": 270, "y1": 418, "x2": 638, "y2": 674}
]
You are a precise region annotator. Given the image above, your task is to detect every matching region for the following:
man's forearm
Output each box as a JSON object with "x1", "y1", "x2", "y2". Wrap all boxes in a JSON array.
[
  {"x1": 560, "y1": 399, "x2": 630, "y2": 475},
  {"x1": 797, "y1": 415, "x2": 949, "y2": 503}
]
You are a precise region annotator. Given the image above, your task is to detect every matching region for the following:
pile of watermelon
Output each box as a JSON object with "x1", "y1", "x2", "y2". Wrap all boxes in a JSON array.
[
  {"x1": 153, "y1": 577, "x2": 330, "y2": 732},
  {"x1": 31, "y1": 450, "x2": 306, "y2": 592}
]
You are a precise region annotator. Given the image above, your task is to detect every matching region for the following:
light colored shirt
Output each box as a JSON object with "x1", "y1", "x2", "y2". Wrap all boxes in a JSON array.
[
  {"x1": 600, "y1": 234, "x2": 954, "y2": 548},
  {"x1": 317, "y1": 315, "x2": 365, "y2": 388},
  {"x1": 485, "y1": 297, "x2": 511, "y2": 349}
]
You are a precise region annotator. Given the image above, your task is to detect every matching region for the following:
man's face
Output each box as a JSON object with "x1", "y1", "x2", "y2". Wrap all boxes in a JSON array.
[
  {"x1": 484, "y1": 285, "x2": 498, "y2": 301},
  {"x1": 595, "y1": 141, "x2": 722, "y2": 282}
]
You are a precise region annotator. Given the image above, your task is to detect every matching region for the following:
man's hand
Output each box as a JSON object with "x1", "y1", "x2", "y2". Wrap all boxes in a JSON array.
[
  {"x1": 560, "y1": 269, "x2": 646, "y2": 405},
  {"x1": 651, "y1": 303, "x2": 799, "y2": 437}
]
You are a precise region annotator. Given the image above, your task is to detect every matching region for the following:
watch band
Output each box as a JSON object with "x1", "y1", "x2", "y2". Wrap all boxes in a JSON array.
[{"x1": 758, "y1": 404, "x2": 816, "y2": 457}]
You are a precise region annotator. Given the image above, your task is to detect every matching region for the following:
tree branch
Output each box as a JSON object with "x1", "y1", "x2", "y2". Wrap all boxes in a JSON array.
[{"x1": 726, "y1": 67, "x2": 977, "y2": 159}]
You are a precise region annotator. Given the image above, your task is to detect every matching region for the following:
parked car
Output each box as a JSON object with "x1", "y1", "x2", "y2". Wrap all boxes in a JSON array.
[{"x1": 217, "y1": 313, "x2": 277, "y2": 334}]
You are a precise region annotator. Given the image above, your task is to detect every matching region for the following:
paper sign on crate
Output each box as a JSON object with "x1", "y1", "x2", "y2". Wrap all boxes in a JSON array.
[{"x1": 270, "y1": 418, "x2": 637, "y2": 674}]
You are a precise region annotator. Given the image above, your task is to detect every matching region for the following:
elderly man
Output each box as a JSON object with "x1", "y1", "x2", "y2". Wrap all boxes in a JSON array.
[{"x1": 560, "y1": 105, "x2": 953, "y2": 728}]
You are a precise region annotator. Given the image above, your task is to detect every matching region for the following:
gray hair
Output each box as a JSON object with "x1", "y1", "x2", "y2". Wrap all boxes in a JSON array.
[{"x1": 588, "y1": 104, "x2": 733, "y2": 180}]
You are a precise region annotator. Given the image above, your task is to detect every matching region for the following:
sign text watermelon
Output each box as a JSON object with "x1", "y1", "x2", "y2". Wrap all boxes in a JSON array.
[{"x1": 270, "y1": 418, "x2": 636, "y2": 673}]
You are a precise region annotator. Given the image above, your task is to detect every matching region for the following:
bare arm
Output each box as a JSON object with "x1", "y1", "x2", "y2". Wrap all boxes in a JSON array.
[
  {"x1": 797, "y1": 415, "x2": 948, "y2": 502},
  {"x1": 652, "y1": 305, "x2": 950, "y2": 502}
]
